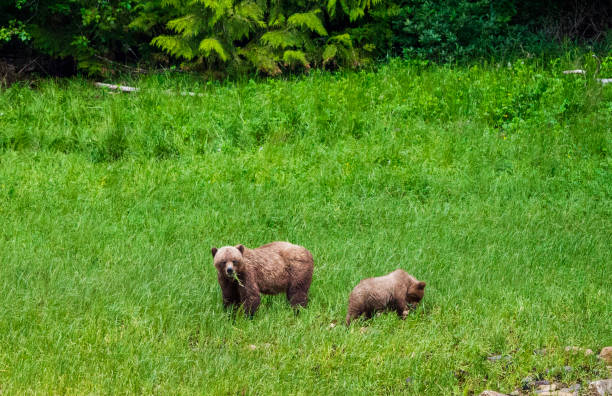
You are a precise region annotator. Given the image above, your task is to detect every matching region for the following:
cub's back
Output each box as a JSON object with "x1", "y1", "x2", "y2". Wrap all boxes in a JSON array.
[{"x1": 350, "y1": 272, "x2": 402, "y2": 304}]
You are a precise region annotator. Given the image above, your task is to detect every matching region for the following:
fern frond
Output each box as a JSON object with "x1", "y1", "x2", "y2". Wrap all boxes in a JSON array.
[
  {"x1": 191, "y1": 0, "x2": 232, "y2": 10},
  {"x1": 238, "y1": 45, "x2": 281, "y2": 75},
  {"x1": 191, "y1": 0, "x2": 233, "y2": 26},
  {"x1": 129, "y1": 15, "x2": 155, "y2": 32},
  {"x1": 334, "y1": 0, "x2": 370, "y2": 22},
  {"x1": 282, "y1": 50, "x2": 308, "y2": 66},
  {"x1": 329, "y1": 33, "x2": 352, "y2": 47},
  {"x1": 348, "y1": 7, "x2": 365, "y2": 21},
  {"x1": 322, "y1": 44, "x2": 337, "y2": 63},
  {"x1": 167, "y1": 14, "x2": 203, "y2": 37},
  {"x1": 327, "y1": 0, "x2": 337, "y2": 17},
  {"x1": 227, "y1": 1, "x2": 265, "y2": 39},
  {"x1": 260, "y1": 30, "x2": 303, "y2": 49},
  {"x1": 235, "y1": 1, "x2": 264, "y2": 24},
  {"x1": 198, "y1": 37, "x2": 228, "y2": 61},
  {"x1": 161, "y1": 0, "x2": 185, "y2": 7},
  {"x1": 152, "y1": 35, "x2": 196, "y2": 59},
  {"x1": 268, "y1": 12, "x2": 285, "y2": 28},
  {"x1": 287, "y1": 10, "x2": 327, "y2": 36}
]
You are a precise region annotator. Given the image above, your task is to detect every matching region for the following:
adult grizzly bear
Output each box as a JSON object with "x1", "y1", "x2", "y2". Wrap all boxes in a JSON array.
[
  {"x1": 211, "y1": 242, "x2": 314, "y2": 316},
  {"x1": 346, "y1": 269, "x2": 425, "y2": 325}
]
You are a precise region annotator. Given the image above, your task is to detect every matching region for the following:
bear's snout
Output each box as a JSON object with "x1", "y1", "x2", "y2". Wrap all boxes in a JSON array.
[{"x1": 226, "y1": 265, "x2": 234, "y2": 276}]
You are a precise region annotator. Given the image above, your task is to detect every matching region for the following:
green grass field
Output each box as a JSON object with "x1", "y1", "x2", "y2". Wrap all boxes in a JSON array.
[{"x1": 1, "y1": 58, "x2": 611, "y2": 395}]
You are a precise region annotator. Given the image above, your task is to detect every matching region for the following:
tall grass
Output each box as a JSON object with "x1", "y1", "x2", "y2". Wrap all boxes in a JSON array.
[{"x1": 0, "y1": 57, "x2": 610, "y2": 395}]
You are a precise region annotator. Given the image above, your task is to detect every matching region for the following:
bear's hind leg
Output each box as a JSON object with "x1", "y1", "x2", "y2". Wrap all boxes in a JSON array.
[
  {"x1": 287, "y1": 280, "x2": 309, "y2": 308},
  {"x1": 287, "y1": 286, "x2": 308, "y2": 308},
  {"x1": 287, "y1": 266, "x2": 312, "y2": 308}
]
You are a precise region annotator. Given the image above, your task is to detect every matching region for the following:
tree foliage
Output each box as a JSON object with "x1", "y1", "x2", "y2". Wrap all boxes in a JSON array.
[
  {"x1": 151, "y1": 0, "x2": 374, "y2": 74},
  {"x1": 0, "y1": 0, "x2": 610, "y2": 75}
]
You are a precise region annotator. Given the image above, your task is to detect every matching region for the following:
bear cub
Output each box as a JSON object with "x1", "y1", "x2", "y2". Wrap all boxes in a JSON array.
[
  {"x1": 211, "y1": 242, "x2": 314, "y2": 316},
  {"x1": 346, "y1": 269, "x2": 425, "y2": 325}
]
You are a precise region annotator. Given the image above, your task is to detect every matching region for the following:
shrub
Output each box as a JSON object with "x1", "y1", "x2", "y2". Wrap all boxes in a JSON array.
[
  {"x1": 0, "y1": 0, "x2": 609, "y2": 75},
  {"x1": 151, "y1": 0, "x2": 382, "y2": 75},
  {"x1": 0, "y1": 0, "x2": 164, "y2": 74}
]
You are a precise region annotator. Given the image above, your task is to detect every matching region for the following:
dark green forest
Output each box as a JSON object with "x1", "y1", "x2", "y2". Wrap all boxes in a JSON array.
[{"x1": 1, "y1": 0, "x2": 611, "y2": 77}]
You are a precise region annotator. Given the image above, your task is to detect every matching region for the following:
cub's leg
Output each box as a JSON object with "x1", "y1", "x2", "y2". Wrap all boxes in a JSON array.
[
  {"x1": 394, "y1": 297, "x2": 408, "y2": 319},
  {"x1": 345, "y1": 309, "x2": 363, "y2": 326}
]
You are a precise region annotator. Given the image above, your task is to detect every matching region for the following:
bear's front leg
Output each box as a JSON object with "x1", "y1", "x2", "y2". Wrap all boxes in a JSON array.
[
  {"x1": 238, "y1": 280, "x2": 261, "y2": 317},
  {"x1": 218, "y1": 274, "x2": 241, "y2": 308},
  {"x1": 394, "y1": 298, "x2": 408, "y2": 320}
]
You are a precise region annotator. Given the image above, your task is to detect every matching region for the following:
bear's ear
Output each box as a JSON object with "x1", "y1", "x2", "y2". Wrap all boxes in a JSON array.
[
  {"x1": 235, "y1": 244, "x2": 245, "y2": 255},
  {"x1": 211, "y1": 247, "x2": 218, "y2": 258},
  {"x1": 416, "y1": 281, "x2": 426, "y2": 290}
]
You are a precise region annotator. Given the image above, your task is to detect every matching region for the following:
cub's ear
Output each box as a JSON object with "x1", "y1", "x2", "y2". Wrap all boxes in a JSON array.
[
  {"x1": 235, "y1": 244, "x2": 245, "y2": 255},
  {"x1": 416, "y1": 281, "x2": 426, "y2": 290},
  {"x1": 211, "y1": 247, "x2": 218, "y2": 258}
]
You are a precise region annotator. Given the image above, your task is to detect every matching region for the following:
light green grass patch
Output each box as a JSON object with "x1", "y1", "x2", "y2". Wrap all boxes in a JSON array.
[{"x1": 0, "y1": 58, "x2": 611, "y2": 394}]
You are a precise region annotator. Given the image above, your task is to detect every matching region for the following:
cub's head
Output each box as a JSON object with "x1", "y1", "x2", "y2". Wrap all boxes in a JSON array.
[
  {"x1": 211, "y1": 244, "x2": 245, "y2": 278},
  {"x1": 406, "y1": 279, "x2": 426, "y2": 304}
]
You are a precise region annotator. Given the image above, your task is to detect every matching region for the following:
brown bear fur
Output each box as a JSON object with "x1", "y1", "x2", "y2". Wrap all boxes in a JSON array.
[
  {"x1": 211, "y1": 241, "x2": 314, "y2": 316},
  {"x1": 345, "y1": 269, "x2": 425, "y2": 325}
]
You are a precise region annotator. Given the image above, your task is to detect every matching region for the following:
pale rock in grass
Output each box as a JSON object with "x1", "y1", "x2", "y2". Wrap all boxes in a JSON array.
[
  {"x1": 599, "y1": 347, "x2": 612, "y2": 364},
  {"x1": 522, "y1": 378, "x2": 560, "y2": 391},
  {"x1": 564, "y1": 346, "x2": 594, "y2": 356},
  {"x1": 479, "y1": 391, "x2": 508, "y2": 396},
  {"x1": 537, "y1": 383, "x2": 557, "y2": 391},
  {"x1": 531, "y1": 382, "x2": 580, "y2": 395},
  {"x1": 557, "y1": 383, "x2": 580, "y2": 396},
  {"x1": 589, "y1": 379, "x2": 612, "y2": 395},
  {"x1": 534, "y1": 380, "x2": 551, "y2": 387},
  {"x1": 248, "y1": 344, "x2": 257, "y2": 351},
  {"x1": 487, "y1": 354, "x2": 512, "y2": 362},
  {"x1": 564, "y1": 384, "x2": 580, "y2": 392}
]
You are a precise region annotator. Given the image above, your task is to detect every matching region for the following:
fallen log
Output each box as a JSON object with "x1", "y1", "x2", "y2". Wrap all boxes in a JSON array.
[
  {"x1": 94, "y1": 82, "x2": 139, "y2": 92},
  {"x1": 95, "y1": 82, "x2": 204, "y2": 96}
]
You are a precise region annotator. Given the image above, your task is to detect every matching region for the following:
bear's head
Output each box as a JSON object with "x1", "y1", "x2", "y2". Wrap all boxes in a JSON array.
[
  {"x1": 211, "y1": 244, "x2": 245, "y2": 279},
  {"x1": 406, "y1": 280, "x2": 426, "y2": 304}
]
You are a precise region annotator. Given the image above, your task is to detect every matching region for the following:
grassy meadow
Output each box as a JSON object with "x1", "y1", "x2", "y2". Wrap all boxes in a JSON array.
[{"x1": 0, "y1": 58, "x2": 611, "y2": 395}]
